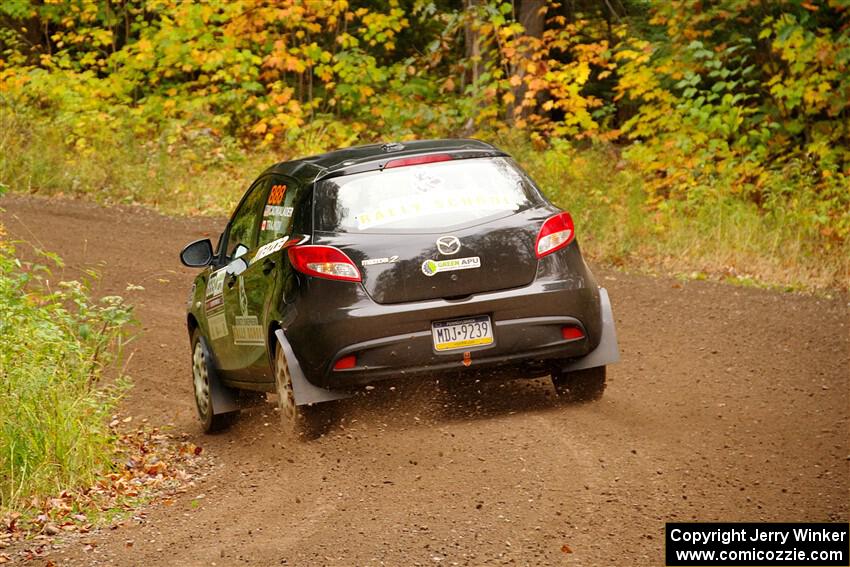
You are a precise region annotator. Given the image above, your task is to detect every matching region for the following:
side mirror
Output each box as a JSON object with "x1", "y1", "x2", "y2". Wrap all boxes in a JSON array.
[{"x1": 180, "y1": 239, "x2": 214, "y2": 268}]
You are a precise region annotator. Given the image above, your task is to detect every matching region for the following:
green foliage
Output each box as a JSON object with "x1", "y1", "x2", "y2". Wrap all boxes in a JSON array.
[
  {"x1": 0, "y1": 232, "x2": 133, "y2": 511},
  {"x1": 0, "y1": 0, "x2": 847, "y2": 289},
  {"x1": 616, "y1": 0, "x2": 850, "y2": 256},
  {"x1": 499, "y1": 134, "x2": 847, "y2": 290},
  {"x1": 464, "y1": 2, "x2": 623, "y2": 138}
]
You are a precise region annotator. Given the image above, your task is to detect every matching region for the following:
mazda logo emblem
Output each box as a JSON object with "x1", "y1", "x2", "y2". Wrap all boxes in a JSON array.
[{"x1": 436, "y1": 235, "x2": 461, "y2": 255}]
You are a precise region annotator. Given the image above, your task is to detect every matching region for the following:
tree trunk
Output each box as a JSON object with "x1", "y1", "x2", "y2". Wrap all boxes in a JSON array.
[
  {"x1": 511, "y1": 0, "x2": 546, "y2": 122},
  {"x1": 464, "y1": 0, "x2": 483, "y2": 89},
  {"x1": 462, "y1": 0, "x2": 486, "y2": 134},
  {"x1": 519, "y1": 0, "x2": 546, "y2": 39}
]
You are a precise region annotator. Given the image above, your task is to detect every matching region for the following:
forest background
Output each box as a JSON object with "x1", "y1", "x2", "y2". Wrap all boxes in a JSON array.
[{"x1": 1, "y1": 0, "x2": 848, "y2": 290}]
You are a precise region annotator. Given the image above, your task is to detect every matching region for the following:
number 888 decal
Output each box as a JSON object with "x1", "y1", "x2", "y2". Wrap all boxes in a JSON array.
[{"x1": 268, "y1": 184, "x2": 287, "y2": 205}]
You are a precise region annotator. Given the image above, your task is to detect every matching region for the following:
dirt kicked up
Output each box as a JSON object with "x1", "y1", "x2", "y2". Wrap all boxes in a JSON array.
[{"x1": 2, "y1": 194, "x2": 847, "y2": 566}]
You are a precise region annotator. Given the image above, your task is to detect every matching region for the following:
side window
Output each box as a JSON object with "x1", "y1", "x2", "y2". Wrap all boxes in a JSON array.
[
  {"x1": 258, "y1": 177, "x2": 300, "y2": 246},
  {"x1": 226, "y1": 178, "x2": 269, "y2": 258}
]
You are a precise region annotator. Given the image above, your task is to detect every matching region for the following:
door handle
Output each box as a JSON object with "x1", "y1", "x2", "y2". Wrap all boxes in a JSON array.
[{"x1": 262, "y1": 259, "x2": 276, "y2": 275}]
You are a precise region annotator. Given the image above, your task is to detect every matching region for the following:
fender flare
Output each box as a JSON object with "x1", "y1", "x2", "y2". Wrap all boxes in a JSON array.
[
  {"x1": 560, "y1": 287, "x2": 620, "y2": 372},
  {"x1": 274, "y1": 328, "x2": 353, "y2": 406}
]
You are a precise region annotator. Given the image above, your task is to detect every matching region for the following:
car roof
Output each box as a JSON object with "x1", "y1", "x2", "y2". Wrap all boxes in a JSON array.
[{"x1": 264, "y1": 138, "x2": 507, "y2": 185}]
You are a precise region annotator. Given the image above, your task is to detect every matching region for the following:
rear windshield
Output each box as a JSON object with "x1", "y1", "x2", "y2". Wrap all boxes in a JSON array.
[{"x1": 314, "y1": 157, "x2": 544, "y2": 233}]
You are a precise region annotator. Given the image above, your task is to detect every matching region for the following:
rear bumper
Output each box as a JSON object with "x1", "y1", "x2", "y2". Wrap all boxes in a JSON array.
[
  {"x1": 280, "y1": 286, "x2": 619, "y2": 405},
  {"x1": 327, "y1": 314, "x2": 593, "y2": 387},
  {"x1": 284, "y1": 247, "x2": 615, "y2": 390},
  {"x1": 560, "y1": 288, "x2": 619, "y2": 373}
]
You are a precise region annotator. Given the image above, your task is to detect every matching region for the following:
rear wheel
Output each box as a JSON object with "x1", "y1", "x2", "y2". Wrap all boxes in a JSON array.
[
  {"x1": 273, "y1": 345, "x2": 332, "y2": 438},
  {"x1": 191, "y1": 330, "x2": 238, "y2": 432},
  {"x1": 552, "y1": 366, "x2": 606, "y2": 402}
]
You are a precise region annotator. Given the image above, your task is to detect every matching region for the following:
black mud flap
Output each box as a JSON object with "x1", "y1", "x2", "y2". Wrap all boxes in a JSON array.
[
  {"x1": 274, "y1": 329, "x2": 353, "y2": 406},
  {"x1": 200, "y1": 336, "x2": 240, "y2": 415},
  {"x1": 560, "y1": 287, "x2": 620, "y2": 373}
]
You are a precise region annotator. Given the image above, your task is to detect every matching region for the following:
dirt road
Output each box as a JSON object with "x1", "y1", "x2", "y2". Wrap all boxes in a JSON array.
[{"x1": 2, "y1": 194, "x2": 848, "y2": 566}]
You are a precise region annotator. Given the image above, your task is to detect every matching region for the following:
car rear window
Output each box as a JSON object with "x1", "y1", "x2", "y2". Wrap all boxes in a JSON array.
[{"x1": 314, "y1": 157, "x2": 544, "y2": 233}]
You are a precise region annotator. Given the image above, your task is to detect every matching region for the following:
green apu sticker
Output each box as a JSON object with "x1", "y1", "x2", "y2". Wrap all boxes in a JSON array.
[{"x1": 421, "y1": 256, "x2": 481, "y2": 276}]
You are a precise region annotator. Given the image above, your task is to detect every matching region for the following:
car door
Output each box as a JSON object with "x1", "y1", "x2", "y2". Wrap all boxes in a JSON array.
[
  {"x1": 215, "y1": 176, "x2": 270, "y2": 381},
  {"x1": 235, "y1": 175, "x2": 303, "y2": 380},
  {"x1": 219, "y1": 174, "x2": 307, "y2": 382}
]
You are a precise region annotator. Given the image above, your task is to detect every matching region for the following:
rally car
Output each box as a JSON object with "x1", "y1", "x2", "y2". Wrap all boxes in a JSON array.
[{"x1": 180, "y1": 139, "x2": 619, "y2": 433}]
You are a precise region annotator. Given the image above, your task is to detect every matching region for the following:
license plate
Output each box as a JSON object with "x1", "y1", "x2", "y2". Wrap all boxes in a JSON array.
[{"x1": 431, "y1": 315, "x2": 494, "y2": 352}]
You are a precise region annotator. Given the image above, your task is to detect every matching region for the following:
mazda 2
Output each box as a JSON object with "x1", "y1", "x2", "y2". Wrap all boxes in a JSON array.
[{"x1": 180, "y1": 139, "x2": 619, "y2": 433}]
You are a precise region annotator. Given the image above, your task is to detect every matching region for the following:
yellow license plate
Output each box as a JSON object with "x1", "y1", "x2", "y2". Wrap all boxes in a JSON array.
[{"x1": 431, "y1": 316, "x2": 493, "y2": 352}]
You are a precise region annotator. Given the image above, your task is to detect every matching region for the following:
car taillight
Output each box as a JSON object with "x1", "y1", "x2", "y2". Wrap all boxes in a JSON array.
[
  {"x1": 535, "y1": 212, "x2": 575, "y2": 258},
  {"x1": 288, "y1": 245, "x2": 361, "y2": 282},
  {"x1": 384, "y1": 153, "x2": 453, "y2": 169}
]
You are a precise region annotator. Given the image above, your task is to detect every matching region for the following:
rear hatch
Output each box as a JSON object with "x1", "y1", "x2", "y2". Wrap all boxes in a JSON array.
[{"x1": 313, "y1": 156, "x2": 556, "y2": 304}]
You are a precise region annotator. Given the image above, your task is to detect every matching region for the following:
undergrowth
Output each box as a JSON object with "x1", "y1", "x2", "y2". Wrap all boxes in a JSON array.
[
  {"x1": 0, "y1": 211, "x2": 134, "y2": 512},
  {"x1": 0, "y1": 107, "x2": 846, "y2": 292}
]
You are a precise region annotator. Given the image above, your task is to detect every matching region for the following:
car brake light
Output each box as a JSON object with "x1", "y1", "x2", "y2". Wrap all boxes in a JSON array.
[
  {"x1": 535, "y1": 212, "x2": 575, "y2": 258},
  {"x1": 333, "y1": 355, "x2": 357, "y2": 370},
  {"x1": 384, "y1": 153, "x2": 453, "y2": 169},
  {"x1": 561, "y1": 325, "x2": 584, "y2": 340},
  {"x1": 288, "y1": 245, "x2": 361, "y2": 282}
]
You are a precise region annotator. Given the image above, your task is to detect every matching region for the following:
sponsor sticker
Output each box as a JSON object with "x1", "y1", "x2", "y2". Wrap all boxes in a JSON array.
[
  {"x1": 208, "y1": 312, "x2": 228, "y2": 340},
  {"x1": 205, "y1": 295, "x2": 223, "y2": 312},
  {"x1": 238, "y1": 276, "x2": 249, "y2": 316},
  {"x1": 261, "y1": 204, "x2": 294, "y2": 236},
  {"x1": 263, "y1": 205, "x2": 294, "y2": 218},
  {"x1": 354, "y1": 189, "x2": 518, "y2": 230},
  {"x1": 262, "y1": 219, "x2": 288, "y2": 232},
  {"x1": 204, "y1": 268, "x2": 226, "y2": 312},
  {"x1": 251, "y1": 236, "x2": 288, "y2": 265},
  {"x1": 421, "y1": 256, "x2": 481, "y2": 277},
  {"x1": 206, "y1": 269, "x2": 226, "y2": 298},
  {"x1": 233, "y1": 315, "x2": 264, "y2": 345}
]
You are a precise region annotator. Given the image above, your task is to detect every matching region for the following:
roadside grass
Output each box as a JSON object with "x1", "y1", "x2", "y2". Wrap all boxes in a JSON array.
[
  {"x1": 505, "y1": 138, "x2": 849, "y2": 292},
  {"x1": 0, "y1": 422, "x2": 211, "y2": 553},
  {"x1": 0, "y1": 227, "x2": 133, "y2": 512},
  {"x1": 0, "y1": 107, "x2": 260, "y2": 217},
  {"x1": 1, "y1": 108, "x2": 846, "y2": 292}
]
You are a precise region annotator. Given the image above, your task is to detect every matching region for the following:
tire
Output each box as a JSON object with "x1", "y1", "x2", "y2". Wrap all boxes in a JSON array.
[
  {"x1": 551, "y1": 365, "x2": 606, "y2": 403},
  {"x1": 191, "y1": 329, "x2": 238, "y2": 433},
  {"x1": 273, "y1": 343, "x2": 333, "y2": 438}
]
